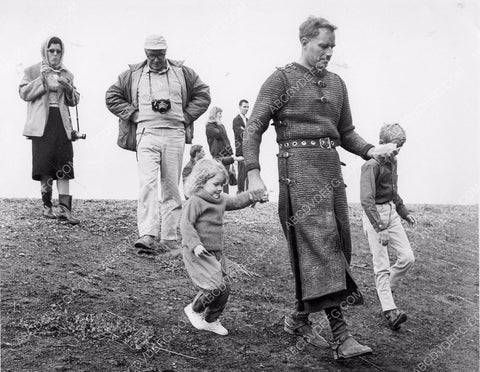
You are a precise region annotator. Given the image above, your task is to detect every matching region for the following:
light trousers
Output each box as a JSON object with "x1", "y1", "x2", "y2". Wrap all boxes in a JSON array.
[
  {"x1": 136, "y1": 128, "x2": 185, "y2": 240},
  {"x1": 362, "y1": 202, "x2": 415, "y2": 311}
]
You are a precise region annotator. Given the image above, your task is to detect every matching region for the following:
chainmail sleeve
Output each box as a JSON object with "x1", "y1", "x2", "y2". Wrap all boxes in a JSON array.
[
  {"x1": 337, "y1": 77, "x2": 374, "y2": 159},
  {"x1": 243, "y1": 71, "x2": 285, "y2": 172}
]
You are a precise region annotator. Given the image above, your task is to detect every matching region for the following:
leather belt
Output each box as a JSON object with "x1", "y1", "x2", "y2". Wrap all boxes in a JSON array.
[{"x1": 278, "y1": 137, "x2": 338, "y2": 150}]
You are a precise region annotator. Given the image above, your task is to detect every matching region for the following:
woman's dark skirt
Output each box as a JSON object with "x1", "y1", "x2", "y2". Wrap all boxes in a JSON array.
[{"x1": 31, "y1": 107, "x2": 74, "y2": 181}]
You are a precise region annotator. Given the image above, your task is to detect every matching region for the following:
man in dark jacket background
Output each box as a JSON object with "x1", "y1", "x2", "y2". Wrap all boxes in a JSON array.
[
  {"x1": 105, "y1": 34, "x2": 210, "y2": 253},
  {"x1": 232, "y1": 99, "x2": 249, "y2": 193}
]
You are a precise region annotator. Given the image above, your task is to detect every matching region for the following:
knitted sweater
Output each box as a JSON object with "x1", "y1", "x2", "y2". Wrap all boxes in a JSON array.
[{"x1": 180, "y1": 189, "x2": 253, "y2": 252}]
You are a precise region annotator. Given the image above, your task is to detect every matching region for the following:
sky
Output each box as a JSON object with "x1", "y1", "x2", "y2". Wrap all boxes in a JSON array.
[{"x1": 0, "y1": 0, "x2": 478, "y2": 204}]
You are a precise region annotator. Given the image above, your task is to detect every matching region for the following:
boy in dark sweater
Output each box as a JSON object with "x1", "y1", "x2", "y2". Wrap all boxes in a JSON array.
[{"x1": 360, "y1": 123, "x2": 416, "y2": 331}]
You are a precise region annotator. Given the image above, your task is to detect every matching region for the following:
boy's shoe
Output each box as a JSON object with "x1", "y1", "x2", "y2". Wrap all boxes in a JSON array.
[
  {"x1": 284, "y1": 314, "x2": 329, "y2": 348},
  {"x1": 135, "y1": 235, "x2": 155, "y2": 253},
  {"x1": 184, "y1": 303, "x2": 205, "y2": 330},
  {"x1": 384, "y1": 309, "x2": 407, "y2": 331},
  {"x1": 202, "y1": 319, "x2": 228, "y2": 336},
  {"x1": 333, "y1": 336, "x2": 372, "y2": 360}
]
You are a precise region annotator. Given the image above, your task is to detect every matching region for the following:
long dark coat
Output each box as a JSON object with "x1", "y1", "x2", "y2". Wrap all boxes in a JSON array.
[
  {"x1": 206, "y1": 121, "x2": 233, "y2": 159},
  {"x1": 243, "y1": 63, "x2": 373, "y2": 312}
]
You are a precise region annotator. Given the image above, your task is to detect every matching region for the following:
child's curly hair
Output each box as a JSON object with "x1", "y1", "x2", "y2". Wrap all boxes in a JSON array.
[{"x1": 184, "y1": 159, "x2": 228, "y2": 197}]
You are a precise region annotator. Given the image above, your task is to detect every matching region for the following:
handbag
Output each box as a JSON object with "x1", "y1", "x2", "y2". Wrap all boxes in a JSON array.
[{"x1": 228, "y1": 165, "x2": 238, "y2": 186}]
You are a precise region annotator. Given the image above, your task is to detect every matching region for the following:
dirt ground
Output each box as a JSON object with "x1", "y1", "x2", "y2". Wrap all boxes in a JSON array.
[{"x1": 1, "y1": 199, "x2": 478, "y2": 372}]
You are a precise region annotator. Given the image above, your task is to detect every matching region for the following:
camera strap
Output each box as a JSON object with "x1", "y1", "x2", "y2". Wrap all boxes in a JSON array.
[
  {"x1": 148, "y1": 69, "x2": 171, "y2": 100},
  {"x1": 75, "y1": 104, "x2": 80, "y2": 132}
]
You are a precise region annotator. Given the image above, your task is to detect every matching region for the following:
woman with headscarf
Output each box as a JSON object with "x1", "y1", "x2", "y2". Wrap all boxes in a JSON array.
[{"x1": 19, "y1": 36, "x2": 81, "y2": 224}]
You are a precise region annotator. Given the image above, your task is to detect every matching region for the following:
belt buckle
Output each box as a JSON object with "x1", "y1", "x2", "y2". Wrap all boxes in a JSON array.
[{"x1": 320, "y1": 137, "x2": 332, "y2": 149}]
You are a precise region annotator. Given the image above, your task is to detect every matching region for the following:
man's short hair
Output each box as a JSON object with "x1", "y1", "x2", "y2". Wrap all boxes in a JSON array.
[
  {"x1": 299, "y1": 16, "x2": 337, "y2": 42},
  {"x1": 190, "y1": 144, "x2": 203, "y2": 158},
  {"x1": 238, "y1": 99, "x2": 248, "y2": 106},
  {"x1": 379, "y1": 123, "x2": 407, "y2": 145}
]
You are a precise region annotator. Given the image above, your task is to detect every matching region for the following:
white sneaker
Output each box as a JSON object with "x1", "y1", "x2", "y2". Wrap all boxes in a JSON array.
[
  {"x1": 184, "y1": 303, "x2": 205, "y2": 330},
  {"x1": 202, "y1": 319, "x2": 228, "y2": 336}
]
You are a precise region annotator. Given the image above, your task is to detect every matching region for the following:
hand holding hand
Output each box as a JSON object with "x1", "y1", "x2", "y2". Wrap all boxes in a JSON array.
[
  {"x1": 234, "y1": 156, "x2": 244, "y2": 162},
  {"x1": 368, "y1": 144, "x2": 397, "y2": 160},
  {"x1": 249, "y1": 189, "x2": 267, "y2": 203},
  {"x1": 405, "y1": 215, "x2": 416, "y2": 226},
  {"x1": 248, "y1": 170, "x2": 269, "y2": 203},
  {"x1": 378, "y1": 230, "x2": 390, "y2": 246},
  {"x1": 193, "y1": 245, "x2": 208, "y2": 257}
]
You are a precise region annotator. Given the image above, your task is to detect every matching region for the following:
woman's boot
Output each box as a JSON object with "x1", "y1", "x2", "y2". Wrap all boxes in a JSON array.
[
  {"x1": 325, "y1": 306, "x2": 372, "y2": 360},
  {"x1": 57, "y1": 194, "x2": 80, "y2": 225},
  {"x1": 40, "y1": 177, "x2": 55, "y2": 219}
]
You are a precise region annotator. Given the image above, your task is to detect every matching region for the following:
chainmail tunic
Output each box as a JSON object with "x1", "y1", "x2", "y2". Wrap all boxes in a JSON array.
[{"x1": 244, "y1": 63, "x2": 373, "y2": 312}]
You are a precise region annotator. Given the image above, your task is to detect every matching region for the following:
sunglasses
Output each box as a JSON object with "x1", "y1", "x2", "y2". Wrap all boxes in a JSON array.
[
  {"x1": 48, "y1": 49, "x2": 62, "y2": 55},
  {"x1": 146, "y1": 54, "x2": 165, "y2": 61}
]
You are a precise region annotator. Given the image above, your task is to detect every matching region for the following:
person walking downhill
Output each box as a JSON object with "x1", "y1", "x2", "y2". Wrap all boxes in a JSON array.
[
  {"x1": 243, "y1": 16, "x2": 381, "y2": 360},
  {"x1": 181, "y1": 159, "x2": 264, "y2": 335},
  {"x1": 106, "y1": 34, "x2": 211, "y2": 254},
  {"x1": 361, "y1": 123, "x2": 416, "y2": 331}
]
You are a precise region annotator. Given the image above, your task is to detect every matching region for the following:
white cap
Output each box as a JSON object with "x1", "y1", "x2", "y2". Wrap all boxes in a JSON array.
[{"x1": 144, "y1": 34, "x2": 167, "y2": 50}]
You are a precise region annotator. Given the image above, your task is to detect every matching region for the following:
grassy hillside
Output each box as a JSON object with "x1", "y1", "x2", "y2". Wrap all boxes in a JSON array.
[{"x1": 1, "y1": 199, "x2": 478, "y2": 371}]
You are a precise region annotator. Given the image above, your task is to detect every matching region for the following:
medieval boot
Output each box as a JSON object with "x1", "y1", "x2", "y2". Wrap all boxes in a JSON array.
[
  {"x1": 284, "y1": 312, "x2": 329, "y2": 348},
  {"x1": 57, "y1": 194, "x2": 80, "y2": 225},
  {"x1": 326, "y1": 306, "x2": 372, "y2": 360}
]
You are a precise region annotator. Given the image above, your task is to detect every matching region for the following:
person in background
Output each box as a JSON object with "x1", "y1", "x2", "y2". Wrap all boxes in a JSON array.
[
  {"x1": 106, "y1": 34, "x2": 210, "y2": 254},
  {"x1": 19, "y1": 36, "x2": 81, "y2": 225},
  {"x1": 206, "y1": 106, "x2": 234, "y2": 194},
  {"x1": 360, "y1": 123, "x2": 416, "y2": 331},
  {"x1": 182, "y1": 144, "x2": 206, "y2": 199},
  {"x1": 232, "y1": 99, "x2": 249, "y2": 193}
]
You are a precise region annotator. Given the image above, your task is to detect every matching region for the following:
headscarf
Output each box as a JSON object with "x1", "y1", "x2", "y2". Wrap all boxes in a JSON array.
[{"x1": 41, "y1": 36, "x2": 65, "y2": 70}]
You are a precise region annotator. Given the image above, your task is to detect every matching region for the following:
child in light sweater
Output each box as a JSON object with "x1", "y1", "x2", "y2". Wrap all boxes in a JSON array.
[{"x1": 181, "y1": 158, "x2": 264, "y2": 335}]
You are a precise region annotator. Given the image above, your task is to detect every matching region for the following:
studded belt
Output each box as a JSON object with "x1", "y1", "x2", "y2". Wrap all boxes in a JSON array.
[{"x1": 278, "y1": 137, "x2": 339, "y2": 150}]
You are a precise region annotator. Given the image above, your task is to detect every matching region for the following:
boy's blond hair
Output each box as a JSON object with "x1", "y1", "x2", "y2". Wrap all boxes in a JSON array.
[{"x1": 379, "y1": 123, "x2": 407, "y2": 146}]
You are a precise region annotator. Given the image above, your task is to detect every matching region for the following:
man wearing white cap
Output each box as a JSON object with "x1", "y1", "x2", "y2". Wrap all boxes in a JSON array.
[{"x1": 106, "y1": 35, "x2": 211, "y2": 253}]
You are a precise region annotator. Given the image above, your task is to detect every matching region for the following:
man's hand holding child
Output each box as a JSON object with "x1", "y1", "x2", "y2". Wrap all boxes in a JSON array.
[{"x1": 249, "y1": 189, "x2": 268, "y2": 203}]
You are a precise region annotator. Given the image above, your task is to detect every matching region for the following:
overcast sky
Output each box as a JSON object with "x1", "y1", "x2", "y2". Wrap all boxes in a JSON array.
[{"x1": 1, "y1": 0, "x2": 478, "y2": 204}]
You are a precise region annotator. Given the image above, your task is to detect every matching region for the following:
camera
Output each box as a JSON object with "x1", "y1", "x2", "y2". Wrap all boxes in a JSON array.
[
  {"x1": 71, "y1": 130, "x2": 86, "y2": 141},
  {"x1": 151, "y1": 99, "x2": 171, "y2": 114}
]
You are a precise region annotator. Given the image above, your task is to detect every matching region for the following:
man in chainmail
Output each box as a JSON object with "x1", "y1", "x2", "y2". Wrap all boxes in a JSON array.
[{"x1": 244, "y1": 16, "x2": 377, "y2": 360}]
